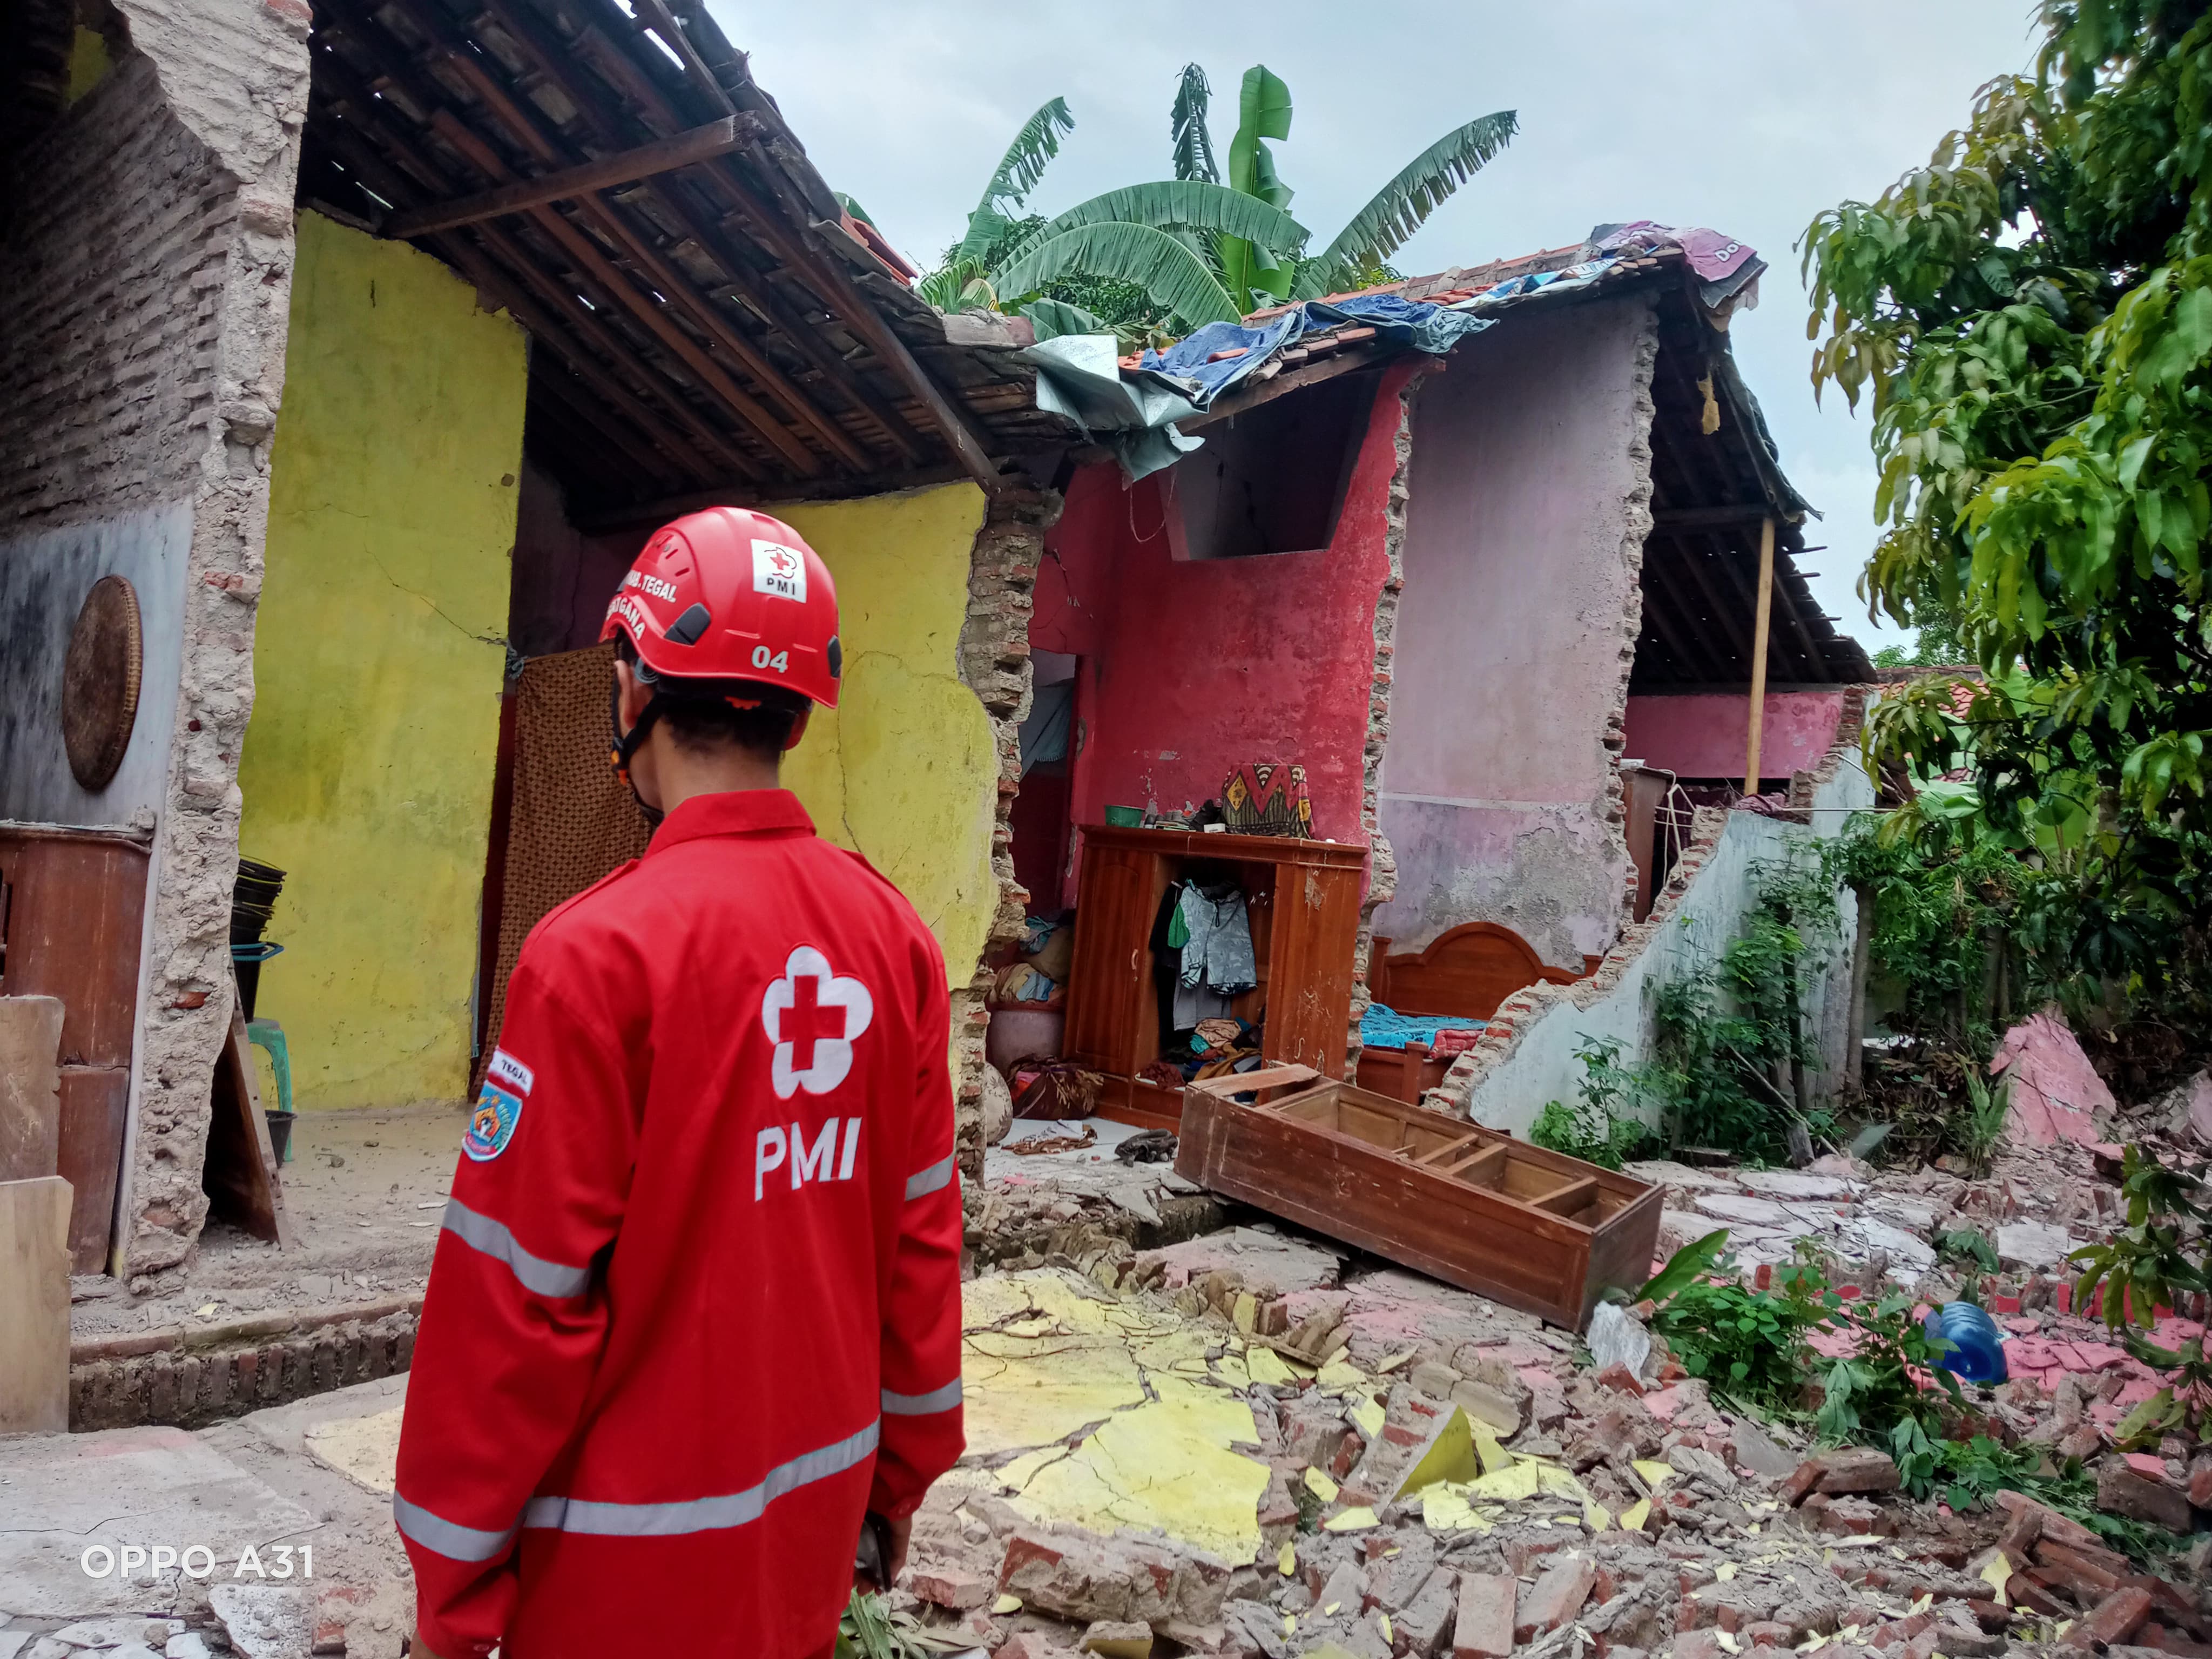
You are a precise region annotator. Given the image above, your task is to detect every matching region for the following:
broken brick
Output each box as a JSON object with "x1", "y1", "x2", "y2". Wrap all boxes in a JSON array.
[
  {"x1": 2139, "y1": 1624, "x2": 2212, "y2": 1658},
  {"x1": 1995, "y1": 1488, "x2": 2106, "y2": 1553},
  {"x1": 2033, "y1": 1540, "x2": 2122, "y2": 1601},
  {"x1": 2081, "y1": 1586, "x2": 2155, "y2": 1648},
  {"x1": 2099, "y1": 1457, "x2": 2193, "y2": 1530},
  {"x1": 908, "y1": 1566, "x2": 993, "y2": 1610},
  {"x1": 1813, "y1": 1447, "x2": 1901, "y2": 1496},
  {"x1": 1516, "y1": 1557, "x2": 1598, "y2": 1642},
  {"x1": 1454, "y1": 1570, "x2": 1515, "y2": 1659}
]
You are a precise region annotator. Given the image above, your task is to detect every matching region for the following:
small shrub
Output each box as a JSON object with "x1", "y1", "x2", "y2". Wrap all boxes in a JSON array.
[{"x1": 1532, "y1": 1038, "x2": 1650, "y2": 1170}]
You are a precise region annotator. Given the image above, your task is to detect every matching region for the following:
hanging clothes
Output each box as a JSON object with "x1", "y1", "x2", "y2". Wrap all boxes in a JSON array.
[{"x1": 1176, "y1": 883, "x2": 1256, "y2": 996}]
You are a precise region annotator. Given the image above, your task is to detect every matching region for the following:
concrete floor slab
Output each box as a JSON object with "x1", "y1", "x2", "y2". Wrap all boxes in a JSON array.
[{"x1": 0, "y1": 1427, "x2": 318, "y2": 1618}]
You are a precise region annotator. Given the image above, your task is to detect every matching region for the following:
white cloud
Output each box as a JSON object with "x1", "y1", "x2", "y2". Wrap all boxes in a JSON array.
[{"x1": 716, "y1": 0, "x2": 2036, "y2": 651}]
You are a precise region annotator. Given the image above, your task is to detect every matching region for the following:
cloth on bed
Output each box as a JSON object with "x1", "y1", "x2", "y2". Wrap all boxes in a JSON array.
[{"x1": 1360, "y1": 1002, "x2": 1486, "y2": 1052}]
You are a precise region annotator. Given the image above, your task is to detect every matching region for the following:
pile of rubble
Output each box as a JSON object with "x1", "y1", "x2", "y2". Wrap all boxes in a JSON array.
[{"x1": 894, "y1": 1199, "x2": 2209, "y2": 1659}]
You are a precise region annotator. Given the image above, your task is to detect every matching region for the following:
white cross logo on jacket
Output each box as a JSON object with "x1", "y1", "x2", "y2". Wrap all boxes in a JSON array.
[{"x1": 760, "y1": 946, "x2": 874, "y2": 1100}]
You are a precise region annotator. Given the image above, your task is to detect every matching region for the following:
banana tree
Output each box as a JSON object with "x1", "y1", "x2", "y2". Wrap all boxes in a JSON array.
[
  {"x1": 989, "y1": 180, "x2": 1309, "y2": 329},
  {"x1": 920, "y1": 66, "x2": 1517, "y2": 332},
  {"x1": 1169, "y1": 62, "x2": 1519, "y2": 306},
  {"x1": 915, "y1": 98, "x2": 1074, "y2": 313}
]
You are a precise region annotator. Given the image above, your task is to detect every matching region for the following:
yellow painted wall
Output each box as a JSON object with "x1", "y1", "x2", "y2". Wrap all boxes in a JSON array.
[
  {"x1": 238, "y1": 211, "x2": 525, "y2": 1108},
  {"x1": 773, "y1": 483, "x2": 998, "y2": 988},
  {"x1": 66, "y1": 27, "x2": 111, "y2": 104}
]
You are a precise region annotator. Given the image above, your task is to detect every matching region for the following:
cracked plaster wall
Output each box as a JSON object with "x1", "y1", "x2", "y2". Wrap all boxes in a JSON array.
[
  {"x1": 1372, "y1": 296, "x2": 1659, "y2": 972},
  {"x1": 1430, "y1": 707, "x2": 1877, "y2": 1137},
  {"x1": 0, "y1": 0, "x2": 309, "y2": 1280},
  {"x1": 234, "y1": 211, "x2": 525, "y2": 1111}
]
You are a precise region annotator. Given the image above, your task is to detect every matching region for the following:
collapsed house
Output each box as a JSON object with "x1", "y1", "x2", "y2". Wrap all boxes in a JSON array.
[
  {"x1": 0, "y1": 0, "x2": 1875, "y2": 1299},
  {"x1": 1004, "y1": 236, "x2": 1878, "y2": 1145}
]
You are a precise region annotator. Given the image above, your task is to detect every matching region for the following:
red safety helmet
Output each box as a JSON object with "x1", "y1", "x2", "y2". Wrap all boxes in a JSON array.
[{"x1": 601, "y1": 505, "x2": 842, "y2": 708}]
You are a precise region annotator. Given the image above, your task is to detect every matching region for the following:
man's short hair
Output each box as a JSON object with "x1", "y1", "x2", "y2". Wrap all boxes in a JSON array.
[{"x1": 615, "y1": 635, "x2": 806, "y2": 761}]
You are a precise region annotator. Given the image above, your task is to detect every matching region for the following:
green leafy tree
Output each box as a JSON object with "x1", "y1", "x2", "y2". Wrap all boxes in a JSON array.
[
  {"x1": 1802, "y1": 3, "x2": 2212, "y2": 1013},
  {"x1": 918, "y1": 66, "x2": 1516, "y2": 333}
]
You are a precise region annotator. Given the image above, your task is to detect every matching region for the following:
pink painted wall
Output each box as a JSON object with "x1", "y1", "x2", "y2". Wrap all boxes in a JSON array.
[
  {"x1": 1029, "y1": 360, "x2": 1417, "y2": 909},
  {"x1": 1622, "y1": 690, "x2": 1846, "y2": 783},
  {"x1": 1372, "y1": 296, "x2": 1656, "y2": 968}
]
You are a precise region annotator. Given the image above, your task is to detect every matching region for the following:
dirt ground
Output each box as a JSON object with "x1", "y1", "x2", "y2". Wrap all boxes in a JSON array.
[{"x1": 72, "y1": 1104, "x2": 464, "y2": 1338}]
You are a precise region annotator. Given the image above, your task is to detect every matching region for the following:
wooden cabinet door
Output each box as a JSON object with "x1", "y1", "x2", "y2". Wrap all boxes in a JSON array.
[
  {"x1": 1262, "y1": 860, "x2": 1362, "y2": 1074},
  {"x1": 1063, "y1": 843, "x2": 1153, "y2": 1075}
]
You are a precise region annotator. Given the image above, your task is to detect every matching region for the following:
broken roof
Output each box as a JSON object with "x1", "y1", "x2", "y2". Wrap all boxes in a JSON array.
[
  {"x1": 295, "y1": 0, "x2": 1073, "y2": 520},
  {"x1": 1204, "y1": 225, "x2": 1874, "y2": 687}
]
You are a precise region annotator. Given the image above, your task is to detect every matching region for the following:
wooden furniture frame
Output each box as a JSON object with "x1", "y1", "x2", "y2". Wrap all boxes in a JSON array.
[
  {"x1": 1062, "y1": 825, "x2": 1366, "y2": 1130},
  {"x1": 1356, "y1": 922, "x2": 1596, "y2": 1103},
  {"x1": 1177, "y1": 1065, "x2": 1662, "y2": 1330}
]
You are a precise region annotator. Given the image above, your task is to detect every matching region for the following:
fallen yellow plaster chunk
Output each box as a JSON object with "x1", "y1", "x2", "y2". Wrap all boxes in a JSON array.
[
  {"x1": 1715, "y1": 1563, "x2": 1738, "y2": 1582},
  {"x1": 1468, "y1": 1460, "x2": 1541, "y2": 1502},
  {"x1": 1245, "y1": 1346, "x2": 1296, "y2": 1386},
  {"x1": 1323, "y1": 1506, "x2": 1379, "y2": 1532},
  {"x1": 1233, "y1": 1292, "x2": 1257, "y2": 1333},
  {"x1": 1472, "y1": 1428, "x2": 1512, "y2": 1476},
  {"x1": 1421, "y1": 1488, "x2": 1478, "y2": 1533},
  {"x1": 1003, "y1": 1392, "x2": 1268, "y2": 1562},
  {"x1": 1304, "y1": 1466, "x2": 1340, "y2": 1503},
  {"x1": 1350, "y1": 1394, "x2": 1387, "y2": 1441},
  {"x1": 1633, "y1": 1459, "x2": 1676, "y2": 1488},
  {"x1": 305, "y1": 1406, "x2": 402, "y2": 1494},
  {"x1": 1279, "y1": 1541, "x2": 1296, "y2": 1576},
  {"x1": 1717, "y1": 1633, "x2": 1741, "y2": 1654},
  {"x1": 1375, "y1": 1348, "x2": 1417, "y2": 1373},
  {"x1": 1316, "y1": 1355, "x2": 1366, "y2": 1390},
  {"x1": 1618, "y1": 1498, "x2": 1651, "y2": 1532},
  {"x1": 993, "y1": 1594, "x2": 1022, "y2": 1614},
  {"x1": 1978, "y1": 1554, "x2": 2012, "y2": 1607},
  {"x1": 1393, "y1": 1406, "x2": 1481, "y2": 1500}
]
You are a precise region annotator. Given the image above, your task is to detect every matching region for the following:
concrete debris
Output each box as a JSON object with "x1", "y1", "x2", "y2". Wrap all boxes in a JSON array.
[{"x1": 206, "y1": 1586, "x2": 313, "y2": 1659}]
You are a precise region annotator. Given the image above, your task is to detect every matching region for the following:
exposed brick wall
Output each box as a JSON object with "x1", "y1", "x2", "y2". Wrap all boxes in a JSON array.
[
  {"x1": 0, "y1": 0, "x2": 309, "y2": 1282},
  {"x1": 0, "y1": 55, "x2": 231, "y2": 531},
  {"x1": 70, "y1": 1306, "x2": 419, "y2": 1432},
  {"x1": 953, "y1": 484, "x2": 1060, "y2": 1183},
  {"x1": 1344, "y1": 369, "x2": 1425, "y2": 1075}
]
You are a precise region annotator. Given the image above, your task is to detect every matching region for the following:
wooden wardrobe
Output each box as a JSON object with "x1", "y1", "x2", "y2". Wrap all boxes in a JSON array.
[{"x1": 1061, "y1": 824, "x2": 1366, "y2": 1128}]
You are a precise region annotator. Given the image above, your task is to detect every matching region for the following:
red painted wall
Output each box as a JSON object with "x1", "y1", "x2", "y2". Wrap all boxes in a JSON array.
[
  {"x1": 1622, "y1": 690, "x2": 1847, "y2": 783},
  {"x1": 1029, "y1": 360, "x2": 1415, "y2": 909}
]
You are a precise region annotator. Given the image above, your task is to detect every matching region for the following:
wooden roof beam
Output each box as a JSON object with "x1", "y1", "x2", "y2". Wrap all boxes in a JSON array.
[
  {"x1": 1638, "y1": 562, "x2": 1736, "y2": 682},
  {"x1": 446, "y1": 0, "x2": 928, "y2": 466},
  {"x1": 313, "y1": 93, "x2": 738, "y2": 483},
  {"x1": 384, "y1": 114, "x2": 756, "y2": 239},
  {"x1": 450, "y1": 0, "x2": 954, "y2": 480}
]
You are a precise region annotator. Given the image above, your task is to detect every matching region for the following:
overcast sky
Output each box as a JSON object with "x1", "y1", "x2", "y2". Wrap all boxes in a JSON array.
[{"x1": 706, "y1": 0, "x2": 2044, "y2": 651}]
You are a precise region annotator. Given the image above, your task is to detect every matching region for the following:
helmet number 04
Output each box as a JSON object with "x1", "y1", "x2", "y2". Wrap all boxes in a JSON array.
[{"x1": 751, "y1": 646, "x2": 790, "y2": 673}]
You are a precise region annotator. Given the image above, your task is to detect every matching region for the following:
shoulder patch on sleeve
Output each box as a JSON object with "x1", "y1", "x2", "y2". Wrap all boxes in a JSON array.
[{"x1": 464, "y1": 1048, "x2": 531, "y2": 1161}]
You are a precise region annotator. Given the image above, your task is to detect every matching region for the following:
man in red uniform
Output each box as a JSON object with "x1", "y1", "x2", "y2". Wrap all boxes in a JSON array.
[{"x1": 394, "y1": 508, "x2": 965, "y2": 1658}]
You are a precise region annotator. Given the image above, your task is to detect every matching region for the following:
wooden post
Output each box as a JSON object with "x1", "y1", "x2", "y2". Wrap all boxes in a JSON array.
[
  {"x1": 1743, "y1": 516, "x2": 1776, "y2": 795},
  {"x1": 0, "y1": 1175, "x2": 74, "y2": 1434}
]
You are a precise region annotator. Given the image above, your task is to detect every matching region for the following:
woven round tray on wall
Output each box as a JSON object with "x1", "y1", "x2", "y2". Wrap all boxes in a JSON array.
[{"x1": 62, "y1": 574, "x2": 143, "y2": 791}]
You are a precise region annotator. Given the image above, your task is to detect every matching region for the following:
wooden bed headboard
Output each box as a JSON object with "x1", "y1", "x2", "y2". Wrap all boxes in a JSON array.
[{"x1": 1368, "y1": 922, "x2": 1594, "y2": 1022}]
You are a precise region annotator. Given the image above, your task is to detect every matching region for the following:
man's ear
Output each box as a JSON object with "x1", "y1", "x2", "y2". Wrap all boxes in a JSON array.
[
  {"x1": 613, "y1": 658, "x2": 652, "y2": 735},
  {"x1": 783, "y1": 704, "x2": 812, "y2": 752}
]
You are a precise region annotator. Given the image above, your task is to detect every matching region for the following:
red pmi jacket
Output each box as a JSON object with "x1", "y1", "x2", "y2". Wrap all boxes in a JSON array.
[{"x1": 394, "y1": 790, "x2": 964, "y2": 1659}]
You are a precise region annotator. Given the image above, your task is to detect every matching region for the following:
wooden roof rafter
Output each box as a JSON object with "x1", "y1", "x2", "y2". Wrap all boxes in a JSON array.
[{"x1": 295, "y1": 0, "x2": 1075, "y2": 514}]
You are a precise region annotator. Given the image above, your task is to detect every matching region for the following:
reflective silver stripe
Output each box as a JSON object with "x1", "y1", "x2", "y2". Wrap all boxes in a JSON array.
[
  {"x1": 882, "y1": 1378, "x2": 962, "y2": 1415},
  {"x1": 903, "y1": 1155, "x2": 954, "y2": 1201},
  {"x1": 393, "y1": 1492, "x2": 518, "y2": 1562},
  {"x1": 442, "y1": 1197, "x2": 592, "y2": 1298},
  {"x1": 522, "y1": 1420, "x2": 880, "y2": 1538}
]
